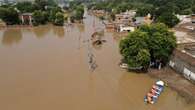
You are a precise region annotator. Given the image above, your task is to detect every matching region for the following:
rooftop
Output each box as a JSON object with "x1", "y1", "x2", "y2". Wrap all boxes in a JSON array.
[{"x1": 173, "y1": 22, "x2": 195, "y2": 44}]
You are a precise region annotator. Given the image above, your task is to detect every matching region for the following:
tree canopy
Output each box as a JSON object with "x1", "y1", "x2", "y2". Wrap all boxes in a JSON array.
[
  {"x1": 157, "y1": 12, "x2": 180, "y2": 28},
  {"x1": 119, "y1": 23, "x2": 177, "y2": 71},
  {"x1": 32, "y1": 10, "x2": 47, "y2": 25},
  {"x1": 16, "y1": 1, "x2": 35, "y2": 13},
  {"x1": 70, "y1": 5, "x2": 84, "y2": 22},
  {"x1": 54, "y1": 12, "x2": 65, "y2": 26},
  {"x1": 0, "y1": 7, "x2": 20, "y2": 25}
]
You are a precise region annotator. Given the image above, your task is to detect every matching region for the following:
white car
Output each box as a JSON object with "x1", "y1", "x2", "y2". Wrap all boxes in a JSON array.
[{"x1": 119, "y1": 63, "x2": 128, "y2": 69}]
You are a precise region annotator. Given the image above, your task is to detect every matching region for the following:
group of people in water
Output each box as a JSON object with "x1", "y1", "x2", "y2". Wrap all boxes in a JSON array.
[{"x1": 146, "y1": 84, "x2": 161, "y2": 104}]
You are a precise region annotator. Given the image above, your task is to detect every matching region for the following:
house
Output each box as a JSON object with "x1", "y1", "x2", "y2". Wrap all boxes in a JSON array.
[
  {"x1": 135, "y1": 14, "x2": 153, "y2": 26},
  {"x1": 116, "y1": 24, "x2": 135, "y2": 32},
  {"x1": 173, "y1": 21, "x2": 195, "y2": 44},
  {"x1": 174, "y1": 31, "x2": 195, "y2": 44},
  {"x1": 170, "y1": 44, "x2": 195, "y2": 83},
  {"x1": 0, "y1": 0, "x2": 15, "y2": 5},
  {"x1": 115, "y1": 10, "x2": 136, "y2": 25},
  {"x1": 176, "y1": 14, "x2": 191, "y2": 24},
  {"x1": 19, "y1": 13, "x2": 33, "y2": 25},
  {"x1": 103, "y1": 21, "x2": 115, "y2": 29},
  {"x1": 93, "y1": 10, "x2": 106, "y2": 17}
]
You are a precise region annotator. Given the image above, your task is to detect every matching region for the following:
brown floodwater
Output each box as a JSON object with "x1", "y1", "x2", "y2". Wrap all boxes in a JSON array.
[{"x1": 0, "y1": 14, "x2": 195, "y2": 110}]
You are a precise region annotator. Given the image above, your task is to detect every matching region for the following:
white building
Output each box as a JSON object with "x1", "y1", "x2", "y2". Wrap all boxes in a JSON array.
[{"x1": 117, "y1": 24, "x2": 135, "y2": 32}]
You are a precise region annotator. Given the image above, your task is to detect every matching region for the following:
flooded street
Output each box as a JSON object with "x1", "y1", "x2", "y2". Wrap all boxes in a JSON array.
[{"x1": 0, "y1": 14, "x2": 194, "y2": 110}]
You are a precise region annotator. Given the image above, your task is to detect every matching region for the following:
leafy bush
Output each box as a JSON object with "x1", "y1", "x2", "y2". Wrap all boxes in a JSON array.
[
  {"x1": 54, "y1": 12, "x2": 65, "y2": 26},
  {"x1": 0, "y1": 7, "x2": 20, "y2": 25},
  {"x1": 32, "y1": 10, "x2": 47, "y2": 25},
  {"x1": 157, "y1": 13, "x2": 180, "y2": 28}
]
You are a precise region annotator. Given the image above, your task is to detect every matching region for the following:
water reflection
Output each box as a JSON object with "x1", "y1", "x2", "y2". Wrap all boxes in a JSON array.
[
  {"x1": 2, "y1": 29, "x2": 22, "y2": 46},
  {"x1": 77, "y1": 24, "x2": 85, "y2": 33},
  {"x1": 85, "y1": 39, "x2": 98, "y2": 72},
  {"x1": 32, "y1": 25, "x2": 52, "y2": 39},
  {"x1": 112, "y1": 32, "x2": 126, "y2": 42},
  {"x1": 53, "y1": 26, "x2": 65, "y2": 38}
]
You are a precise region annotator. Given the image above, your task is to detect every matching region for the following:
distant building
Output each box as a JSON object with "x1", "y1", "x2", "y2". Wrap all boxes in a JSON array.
[
  {"x1": 135, "y1": 14, "x2": 153, "y2": 26},
  {"x1": 170, "y1": 20, "x2": 195, "y2": 82},
  {"x1": 115, "y1": 10, "x2": 136, "y2": 25},
  {"x1": 116, "y1": 24, "x2": 135, "y2": 32},
  {"x1": 103, "y1": 21, "x2": 115, "y2": 30},
  {"x1": 176, "y1": 14, "x2": 191, "y2": 24},
  {"x1": 93, "y1": 10, "x2": 106, "y2": 17},
  {"x1": 19, "y1": 13, "x2": 33, "y2": 25},
  {"x1": 174, "y1": 31, "x2": 195, "y2": 44},
  {"x1": 0, "y1": 0, "x2": 15, "y2": 5}
]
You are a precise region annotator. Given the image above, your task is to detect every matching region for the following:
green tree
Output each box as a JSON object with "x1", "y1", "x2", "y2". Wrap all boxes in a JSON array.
[
  {"x1": 48, "y1": 7, "x2": 62, "y2": 22},
  {"x1": 139, "y1": 23, "x2": 177, "y2": 65},
  {"x1": 119, "y1": 23, "x2": 177, "y2": 71},
  {"x1": 136, "y1": 5, "x2": 155, "y2": 17},
  {"x1": 136, "y1": 49, "x2": 151, "y2": 70},
  {"x1": 34, "y1": 0, "x2": 48, "y2": 11},
  {"x1": 16, "y1": 1, "x2": 35, "y2": 13},
  {"x1": 157, "y1": 13, "x2": 180, "y2": 28},
  {"x1": 54, "y1": 12, "x2": 65, "y2": 26},
  {"x1": 119, "y1": 30, "x2": 149, "y2": 68},
  {"x1": 32, "y1": 10, "x2": 47, "y2": 25},
  {"x1": 71, "y1": 5, "x2": 84, "y2": 21},
  {"x1": 0, "y1": 7, "x2": 20, "y2": 25},
  {"x1": 192, "y1": 6, "x2": 195, "y2": 14}
]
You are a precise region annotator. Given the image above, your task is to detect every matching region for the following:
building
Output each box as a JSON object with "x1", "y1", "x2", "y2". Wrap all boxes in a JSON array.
[
  {"x1": 173, "y1": 22, "x2": 195, "y2": 44},
  {"x1": 174, "y1": 31, "x2": 195, "y2": 44},
  {"x1": 176, "y1": 14, "x2": 191, "y2": 24},
  {"x1": 116, "y1": 24, "x2": 135, "y2": 32},
  {"x1": 115, "y1": 10, "x2": 136, "y2": 25},
  {"x1": 19, "y1": 13, "x2": 33, "y2": 25},
  {"x1": 135, "y1": 14, "x2": 153, "y2": 26},
  {"x1": 170, "y1": 44, "x2": 195, "y2": 83},
  {"x1": 170, "y1": 21, "x2": 195, "y2": 82},
  {"x1": 0, "y1": 0, "x2": 15, "y2": 5},
  {"x1": 93, "y1": 10, "x2": 106, "y2": 17},
  {"x1": 103, "y1": 21, "x2": 115, "y2": 30}
]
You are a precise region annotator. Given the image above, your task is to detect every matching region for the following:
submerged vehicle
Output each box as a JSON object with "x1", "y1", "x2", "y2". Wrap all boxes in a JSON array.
[
  {"x1": 144, "y1": 80, "x2": 165, "y2": 104},
  {"x1": 119, "y1": 63, "x2": 128, "y2": 69}
]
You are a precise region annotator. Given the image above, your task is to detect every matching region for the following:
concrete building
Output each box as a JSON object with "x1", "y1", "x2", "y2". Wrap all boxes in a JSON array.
[
  {"x1": 116, "y1": 24, "x2": 135, "y2": 32},
  {"x1": 176, "y1": 14, "x2": 191, "y2": 24},
  {"x1": 135, "y1": 14, "x2": 153, "y2": 26},
  {"x1": 115, "y1": 10, "x2": 136, "y2": 25},
  {"x1": 93, "y1": 10, "x2": 106, "y2": 17},
  {"x1": 170, "y1": 44, "x2": 195, "y2": 83},
  {"x1": 19, "y1": 13, "x2": 33, "y2": 25}
]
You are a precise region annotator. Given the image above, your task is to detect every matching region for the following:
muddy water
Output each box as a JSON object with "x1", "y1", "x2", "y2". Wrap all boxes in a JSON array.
[{"x1": 0, "y1": 14, "x2": 194, "y2": 110}]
